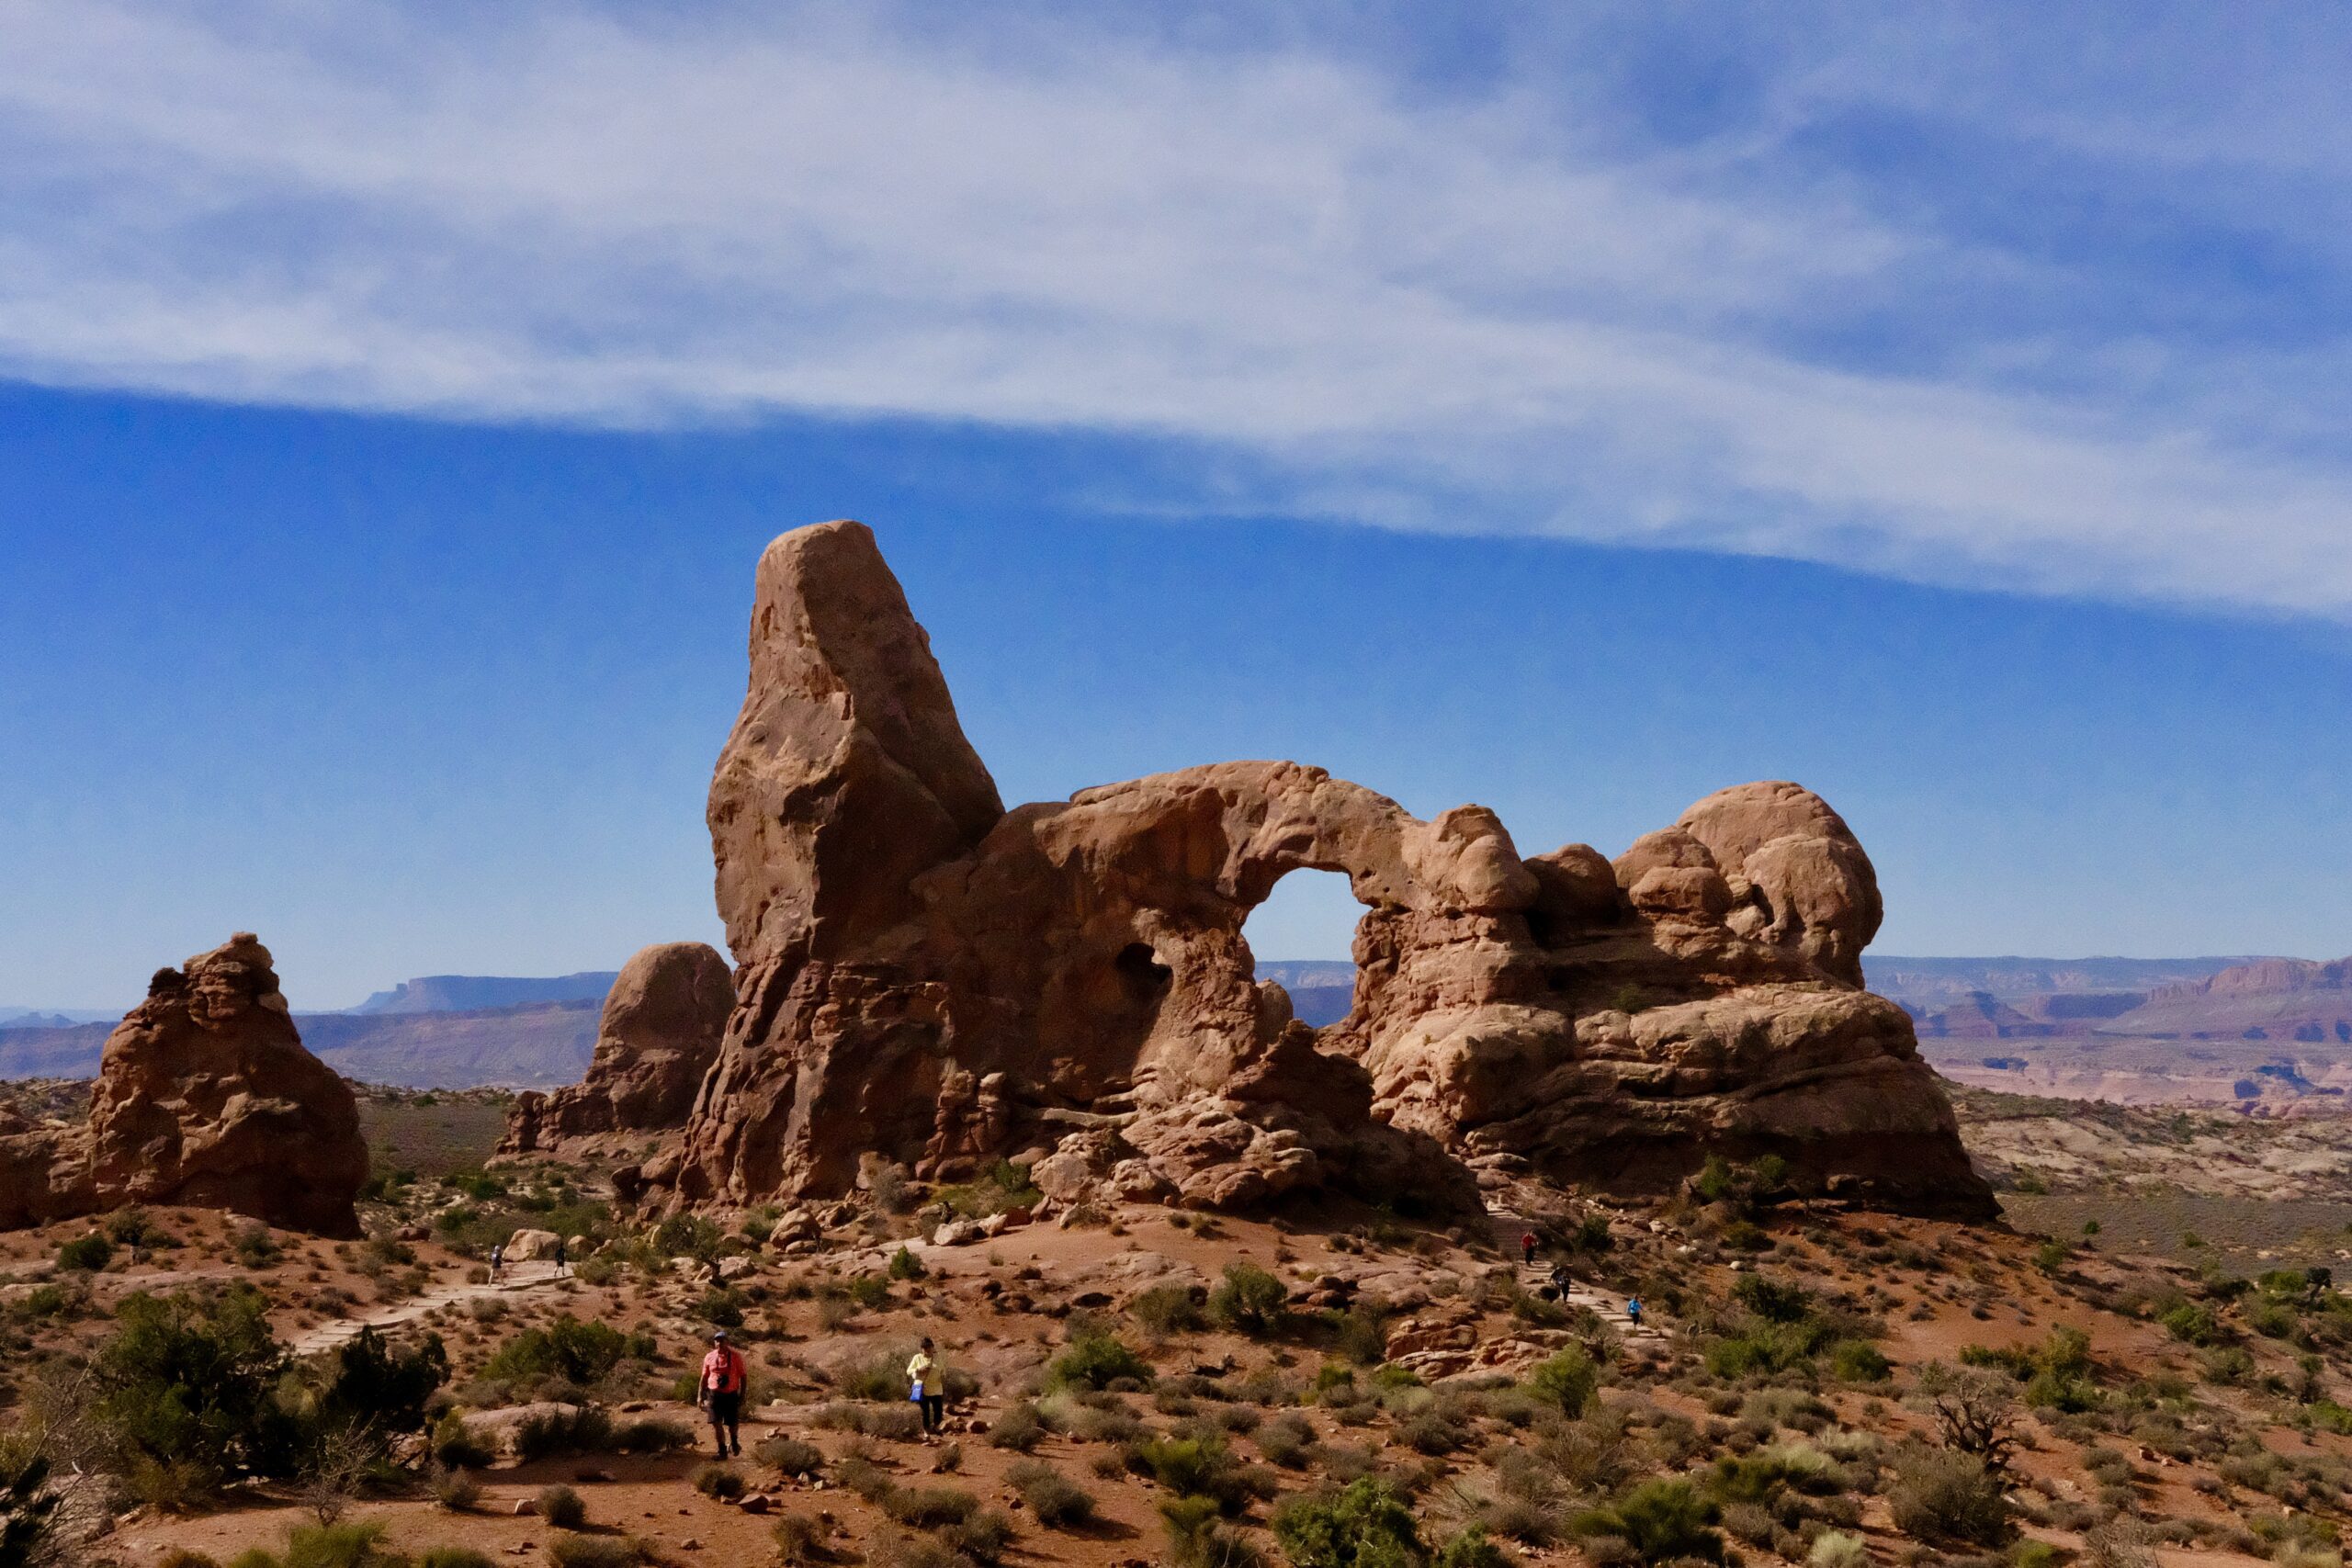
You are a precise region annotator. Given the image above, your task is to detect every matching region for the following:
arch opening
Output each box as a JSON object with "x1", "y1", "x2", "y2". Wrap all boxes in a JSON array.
[{"x1": 1241, "y1": 867, "x2": 1363, "y2": 1029}]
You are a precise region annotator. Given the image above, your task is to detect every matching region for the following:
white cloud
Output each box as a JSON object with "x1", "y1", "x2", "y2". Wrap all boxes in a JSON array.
[{"x1": 6, "y1": 2, "x2": 2352, "y2": 614}]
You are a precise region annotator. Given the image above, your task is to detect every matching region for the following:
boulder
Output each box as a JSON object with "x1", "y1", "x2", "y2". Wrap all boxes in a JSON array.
[
  {"x1": 501, "y1": 941, "x2": 734, "y2": 1155},
  {"x1": 83, "y1": 935, "x2": 366, "y2": 1235},
  {"x1": 503, "y1": 1228, "x2": 562, "y2": 1260},
  {"x1": 638, "y1": 522, "x2": 1992, "y2": 1222}
]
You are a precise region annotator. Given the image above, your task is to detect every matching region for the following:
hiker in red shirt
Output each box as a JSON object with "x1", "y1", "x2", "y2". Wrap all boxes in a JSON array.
[
  {"x1": 698, "y1": 1329, "x2": 748, "y2": 1459},
  {"x1": 1521, "y1": 1230, "x2": 1538, "y2": 1267}
]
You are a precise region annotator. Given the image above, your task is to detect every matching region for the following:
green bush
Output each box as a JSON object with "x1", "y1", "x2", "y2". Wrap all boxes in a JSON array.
[
  {"x1": 514, "y1": 1405, "x2": 613, "y2": 1461},
  {"x1": 282, "y1": 1520, "x2": 399, "y2": 1568},
  {"x1": 1571, "y1": 1478, "x2": 1724, "y2": 1564},
  {"x1": 610, "y1": 1415, "x2": 692, "y2": 1452},
  {"x1": 537, "y1": 1483, "x2": 587, "y2": 1529},
  {"x1": 429, "y1": 1411, "x2": 494, "y2": 1470},
  {"x1": 1435, "y1": 1523, "x2": 1507, "y2": 1568},
  {"x1": 880, "y1": 1483, "x2": 980, "y2": 1529},
  {"x1": 987, "y1": 1402, "x2": 1046, "y2": 1451},
  {"x1": 420, "y1": 1551, "x2": 499, "y2": 1568},
  {"x1": 91, "y1": 1284, "x2": 300, "y2": 1503},
  {"x1": 546, "y1": 1539, "x2": 642, "y2": 1568},
  {"x1": 1272, "y1": 1477, "x2": 1426, "y2": 1567},
  {"x1": 1887, "y1": 1446, "x2": 2008, "y2": 1546},
  {"x1": 1829, "y1": 1341, "x2": 1890, "y2": 1382},
  {"x1": 651, "y1": 1214, "x2": 724, "y2": 1263},
  {"x1": 888, "y1": 1246, "x2": 927, "y2": 1280},
  {"x1": 1732, "y1": 1275, "x2": 1812, "y2": 1324},
  {"x1": 1048, "y1": 1330, "x2": 1153, "y2": 1391},
  {"x1": 1128, "y1": 1434, "x2": 1254, "y2": 1515},
  {"x1": 320, "y1": 1325, "x2": 448, "y2": 1436},
  {"x1": 482, "y1": 1314, "x2": 629, "y2": 1386},
  {"x1": 1008, "y1": 1460, "x2": 1096, "y2": 1528},
  {"x1": 1134, "y1": 1284, "x2": 1208, "y2": 1337},
  {"x1": 693, "y1": 1463, "x2": 745, "y2": 1500},
  {"x1": 1208, "y1": 1262, "x2": 1290, "y2": 1336},
  {"x1": 754, "y1": 1435, "x2": 825, "y2": 1475},
  {"x1": 56, "y1": 1234, "x2": 113, "y2": 1272},
  {"x1": 2159, "y1": 1302, "x2": 2222, "y2": 1348},
  {"x1": 1528, "y1": 1347, "x2": 1599, "y2": 1416}
]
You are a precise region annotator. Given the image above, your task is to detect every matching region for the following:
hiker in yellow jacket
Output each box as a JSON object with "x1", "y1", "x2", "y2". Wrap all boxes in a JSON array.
[{"x1": 907, "y1": 1336, "x2": 946, "y2": 1439}]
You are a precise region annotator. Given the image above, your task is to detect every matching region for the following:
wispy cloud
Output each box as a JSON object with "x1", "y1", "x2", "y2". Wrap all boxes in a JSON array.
[{"x1": 6, "y1": 3, "x2": 2352, "y2": 614}]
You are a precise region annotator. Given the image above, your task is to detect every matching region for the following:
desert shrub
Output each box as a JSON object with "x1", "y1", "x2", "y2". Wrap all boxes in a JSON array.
[
  {"x1": 1169, "y1": 1501, "x2": 1270, "y2": 1568},
  {"x1": 1887, "y1": 1445, "x2": 2007, "y2": 1546},
  {"x1": 90, "y1": 1283, "x2": 301, "y2": 1505},
  {"x1": 1829, "y1": 1340, "x2": 1890, "y2": 1383},
  {"x1": 882, "y1": 1483, "x2": 981, "y2": 1529},
  {"x1": 1009, "y1": 1460, "x2": 1096, "y2": 1528},
  {"x1": 485, "y1": 1315, "x2": 630, "y2": 1386},
  {"x1": 1135, "y1": 1284, "x2": 1208, "y2": 1337},
  {"x1": 1330, "y1": 1307, "x2": 1389, "y2": 1366},
  {"x1": 1129, "y1": 1433, "x2": 1255, "y2": 1514},
  {"x1": 537, "y1": 1484, "x2": 588, "y2": 1529},
  {"x1": 427, "y1": 1463, "x2": 481, "y2": 1512},
  {"x1": 1436, "y1": 1522, "x2": 1508, "y2": 1568},
  {"x1": 233, "y1": 1224, "x2": 283, "y2": 1268},
  {"x1": 947, "y1": 1508, "x2": 1018, "y2": 1564},
  {"x1": 429, "y1": 1411, "x2": 495, "y2": 1470},
  {"x1": 696, "y1": 1288, "x2": 749, "y2": 1328},
  {"x1": 1528, "y1": 1347, "x2": 1600, "y2": 1416},
  {"x1": 848, "y1": 1276, "x2": 891, "y2": 1311},
  {"x1": 888, "y1": 1245, "x2": 927, "y2": 1280},
  {"x1": 1806, "y1": 1531, "x2": 1868, "y2": 1568},
  {"x1": 56, "y1": 1233, "x2": 113, "y2": 1272},
  {"x1": 1570, "y1": 1478, "x2": 1723, "y2": 1564},
  {"x1": 514, "y1": 1405, "x2": 613, "y2": 1461},
  {"x1": 2159, "y1": 1302, "x2": 2222, "y2": 1348},
  {"x1": 278, "y1": 1519, "x2": 401, "y2": 1568},
  {"x1": 771, "y1": 1515, "x2": 826, "y2": 1564},
  {"x1": 319, "y1": 1325, "x2": 449, "y2": 1437},
  {"x1": 611, "y1": 1415, "x2": 692, "y2": 1452},
  {"x1": 546, "y1": 1539, "x2": 643, "y2": 1568},
  {"x1": 1048, "y1": 1330, "x2": 1153, "y2": 1392},
  {"x1": 651, "y1": 1213, "x2": 724, "y2": 1263},
  {"x1": 1209, "y1": 1262, "x2": 1291, "y2": 1336},
  {"x1": 420, "y1": 1551, "x2": 498, "y2": 1568},
  {"x1": 1733, "y1": 1275, "x2": 1813, "y2": 1324},
  {"x1": 1273, "y1": 1477, "x2": 1425, "y2": 1567},
  {"x1": 694, "y1": 1463, "x2": 746, "y2": 1499},
  {"x1": 756, "y1": 1435, "x2": 825, "y2": 1475},
  {"x1": 1256, "y1": 1411, "x2": 1316, "y2": 1468},
  {"x1": 988, "y1": 1402, "x2": 1047, "y2": 1451}
]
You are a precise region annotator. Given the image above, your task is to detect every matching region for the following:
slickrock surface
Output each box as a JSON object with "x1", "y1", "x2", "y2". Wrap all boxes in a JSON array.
[
  {"x1": 501, "y1": 941, "x2": 732, "y2": 1154},
  {"x1": 0, "y1": 933, "x2": 367, "y2": 1235},
  {"x1": 622, "y1": 521, "x2": 1991, "y2": 1219}
]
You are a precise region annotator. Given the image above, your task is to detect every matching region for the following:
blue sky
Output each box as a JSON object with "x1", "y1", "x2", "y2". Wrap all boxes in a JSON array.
[{"x1": 6, "y1": 3, "x2": 2352, "y2": 1008}]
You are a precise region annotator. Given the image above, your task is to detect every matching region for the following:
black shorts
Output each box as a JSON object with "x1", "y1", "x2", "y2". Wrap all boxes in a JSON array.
[{"x1": 708, "y1": 1391, "x2": 743, "y2": 1425}]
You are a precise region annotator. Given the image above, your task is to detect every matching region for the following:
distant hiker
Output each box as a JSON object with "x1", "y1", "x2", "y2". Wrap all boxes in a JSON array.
[
  {"x1": 908, "y1": 1336, "x2": 945, "y2": 1439},
  {"x1": 553, "y1": 1236, "x2": 568, "y2": 1276},
  {"x1": 698, "y1": 1329, "x2": 747, "y2": 1459},
  {"x1": 1548, "y1": 1262, "x2": 1571, "y2": 1298},
  {"x1": 1521, "y1": 1230, "x2": 1538, "y2": 1267},
  {"x1": 490, "y1": 1243, "x2": 503, "y2": 1281},
  {"x1": 1626, "y1": 1296, "x2": 1644, "y2": 1330}
]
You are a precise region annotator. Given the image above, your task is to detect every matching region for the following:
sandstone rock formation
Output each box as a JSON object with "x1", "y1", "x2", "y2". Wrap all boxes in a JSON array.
[
  {"x1": 642, "y1": 520, "x2": 1994, "y2": 1220},
  {"x1": 501, "y1": 942, "x2": 733, "y2": 1155},
  {"x1": 0, "y1": 934, "x2": 368, "y2": 1235}
]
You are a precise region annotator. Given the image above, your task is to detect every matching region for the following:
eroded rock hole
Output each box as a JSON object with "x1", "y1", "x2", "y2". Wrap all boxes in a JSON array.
[
  {"x1": 1114, "y1": 941, "x2": 1172, "y2": 999},
  {"x1": 1242, "y1": 868, "x2": 1363, "y2": 1028}
]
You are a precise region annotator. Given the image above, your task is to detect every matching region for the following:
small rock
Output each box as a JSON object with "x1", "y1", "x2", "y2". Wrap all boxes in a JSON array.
[{"x1": 512, "y1": 1498, "x2": 537, "y2": 1517}]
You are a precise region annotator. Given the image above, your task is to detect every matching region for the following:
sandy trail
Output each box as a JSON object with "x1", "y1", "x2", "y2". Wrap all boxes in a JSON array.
[
  {"x1": 1486, "y1": 1201, "x2": 1667, "y2": 1342},
  {"x1": 290, "y1": 1258, "x2": 569, "y2": 1355}
]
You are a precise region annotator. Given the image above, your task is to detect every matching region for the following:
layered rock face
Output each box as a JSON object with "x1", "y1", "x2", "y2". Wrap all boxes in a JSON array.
[
  {"x1": 501, "y1": 942, "x2": 733, "y2": 1154},
  {"x1": 650, "y1": 520, "x2": 1993, "y2": 1220},
  {"x1": 0, "y1": 934, "x2": 368, "y2": 1235}
]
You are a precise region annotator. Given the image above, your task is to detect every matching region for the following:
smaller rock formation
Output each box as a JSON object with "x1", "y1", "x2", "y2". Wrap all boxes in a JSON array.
[
  {"x1": 87, "y1": 934, "x2": 368, "y2": 1235},
  {"x1": 0, "y1": 934, "x2": 368, "y2": 1236},
  {"x1": 500, "y1": 942, "x2": 733, "y2": 1155}
]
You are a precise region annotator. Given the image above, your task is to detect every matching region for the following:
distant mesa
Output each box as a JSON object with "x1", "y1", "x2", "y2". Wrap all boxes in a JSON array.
[
  {"x1": 0, "y1": 933, "x2": 368, "y2": 1235},
  {"x1": 348, "y1": 971, "x2": 619, "y2": 1014},
  {"x1": 510, "y1": 519, "x2": 1994, "y2": 1220}
]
